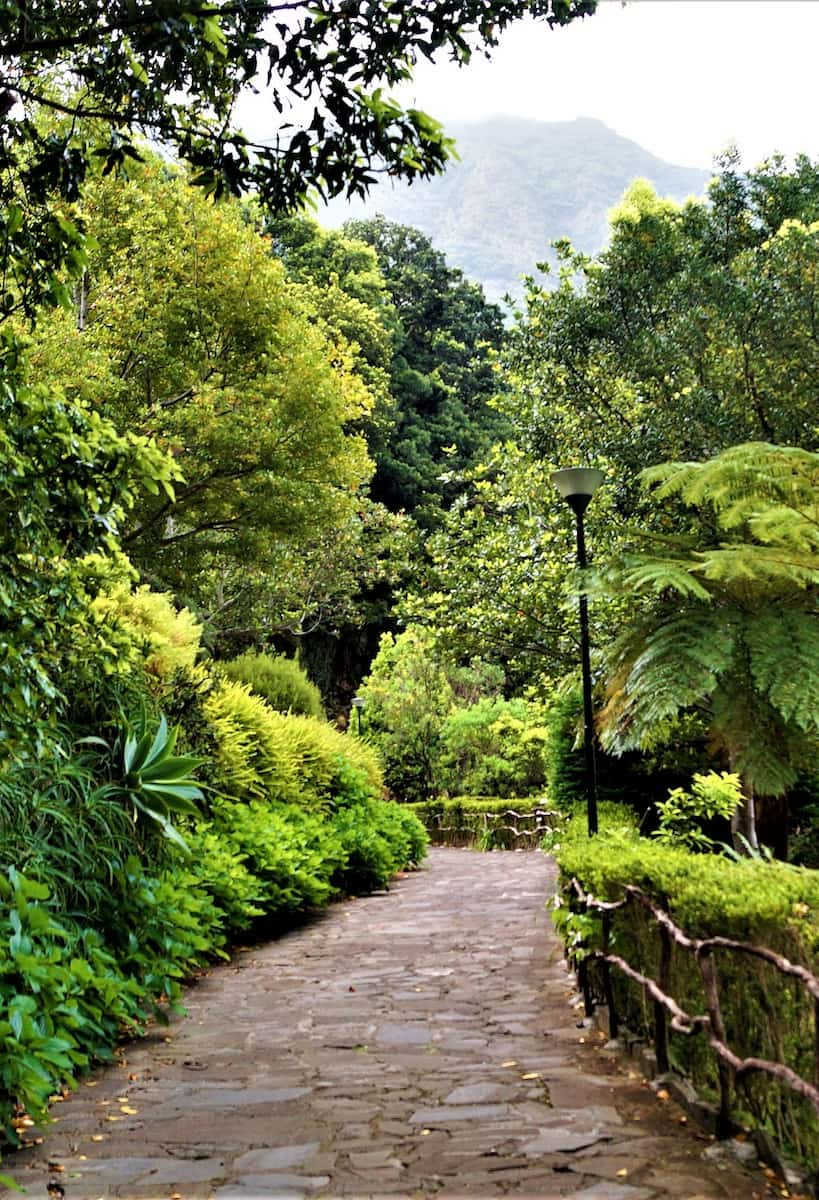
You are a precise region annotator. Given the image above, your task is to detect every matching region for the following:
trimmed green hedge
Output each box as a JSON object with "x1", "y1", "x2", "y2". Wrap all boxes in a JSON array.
[
  {"x1": 407, "y1": 796, "x2": 558, "y2": 849},
  {"x1": 220, "y1": 651, "x2": 324, "y2": 718},
  {"x1": 552, "y1": 807, "x2": 819, "y2": 1171}
]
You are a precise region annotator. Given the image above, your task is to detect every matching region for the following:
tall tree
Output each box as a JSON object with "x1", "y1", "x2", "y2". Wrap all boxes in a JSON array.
[
  {"x1": 26, "y1": 161, "x2": 374, "y2": 631},
  {"x1": 592, "y1": 443, "x2": 819, "y2": 853},
  {"x1": 505, "y1": 157, "x2": 819, "y2": 507},
  {"x1": 344, "y1": 215, "x2": 510, "y2": 523},
  {"x1": 403, "y1": 157, "x2": 819, "y2": 688}
]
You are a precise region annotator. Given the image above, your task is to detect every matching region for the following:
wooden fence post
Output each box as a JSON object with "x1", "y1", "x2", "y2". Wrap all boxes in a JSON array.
[{"x1": 698, "y1": 947, "x2": 733, "y2": 1137}]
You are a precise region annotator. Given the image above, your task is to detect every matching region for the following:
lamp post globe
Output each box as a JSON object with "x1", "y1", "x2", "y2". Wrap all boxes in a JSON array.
[{"x1": 551, "y1": 467, "x2": 604, "y2": 837}]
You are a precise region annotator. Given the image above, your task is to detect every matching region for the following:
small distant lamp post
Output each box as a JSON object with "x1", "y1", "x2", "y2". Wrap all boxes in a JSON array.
[
  {"x1": 551, "y1": 467, "x2": 605, "y2": 837},
  {"x1": 351, "y1": 696, "x2": 365, "y2": 736}
]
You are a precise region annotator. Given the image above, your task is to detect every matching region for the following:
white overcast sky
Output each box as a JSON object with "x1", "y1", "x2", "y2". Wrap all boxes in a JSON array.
[{"x1": 386, "y1": 0, "x2": 819, "y2": 170}]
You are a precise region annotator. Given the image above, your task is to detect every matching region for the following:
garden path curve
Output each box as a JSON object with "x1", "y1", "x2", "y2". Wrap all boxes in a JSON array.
[{"x1": 4, "y1": 848, "x2": 777, "y2": 1199}]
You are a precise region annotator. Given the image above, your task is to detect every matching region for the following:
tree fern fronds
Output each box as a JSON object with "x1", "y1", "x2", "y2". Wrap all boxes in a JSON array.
[
  {"x1": 642, "y1": 443, "x2": 819, "y2": 533},
  {"x1": 709, "y1": 687, "x2": 806, "y2": 798},
  {"x1": 744, "y1": 504, "x2": 819, "y2": 554},
  {"x1": 693, "y1": 545, "x2": 819, "y2": 589},
  {"x1": 600, "y1": 606, "x2": 736, "y2": 751},
  {"x1": 744, "y1": 608, "x2": 819, "y2": 732},
  {"x1": 594, "y1": 442, "x2": 819, "y2": 820}
]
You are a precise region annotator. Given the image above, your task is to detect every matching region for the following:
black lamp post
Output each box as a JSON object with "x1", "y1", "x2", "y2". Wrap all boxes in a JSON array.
[
  {"x1": 351, "y1": 696, "x2": 365, "y2": 736},
  {"x1": 551, "y1": 467, "x2": 605, "y2": 837}
]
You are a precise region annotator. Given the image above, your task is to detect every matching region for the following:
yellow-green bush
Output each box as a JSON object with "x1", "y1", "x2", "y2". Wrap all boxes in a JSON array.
[
  {"x1": 203, "y1": 680, "x2": 383, "y2": 805},
  {"x1": 94, "y1": 584, "x2": 203, "y2": 680},
  {"x1": 221, "y1": 651, "x2": 324, "y2": 718}
]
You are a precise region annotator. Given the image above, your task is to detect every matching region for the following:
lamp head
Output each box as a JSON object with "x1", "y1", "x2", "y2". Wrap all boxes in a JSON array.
[
  {"x1": 351, "y1": 696, "x2": 365, "y2": 709},
  {"x1": 551, "y1": 467, "x2": 605, "y2": 517}
]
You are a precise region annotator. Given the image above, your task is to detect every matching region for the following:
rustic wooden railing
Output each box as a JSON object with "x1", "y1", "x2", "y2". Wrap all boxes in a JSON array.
[
  {"x1": 568, "y1": 877, "x2": 819, "y2": 1190},
  {"x1": 421, "y1": 805, "x2": 558, "y2": 849}
]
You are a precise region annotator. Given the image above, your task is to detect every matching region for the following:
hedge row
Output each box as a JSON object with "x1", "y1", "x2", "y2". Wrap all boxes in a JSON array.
[
  {"x1": 406, "y1": 796, "x2": 557, "y2": 849},
  {"x1": 552, "y1": 807, "x2": 819, "y2": 1173}
]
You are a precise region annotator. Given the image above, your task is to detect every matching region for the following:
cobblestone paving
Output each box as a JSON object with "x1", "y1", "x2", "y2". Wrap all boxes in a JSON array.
[{"x1": 3, "y1": 848, "x2": 780, "y2": 1199}]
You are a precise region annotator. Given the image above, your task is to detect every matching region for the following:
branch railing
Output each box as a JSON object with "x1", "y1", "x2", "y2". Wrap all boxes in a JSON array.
[
  {"x1": 422, "y1": 805, "x2": 558, "y2": 849},
  {"x1": 568, "y1": 877, "x2": 819, "y2": 1188}
]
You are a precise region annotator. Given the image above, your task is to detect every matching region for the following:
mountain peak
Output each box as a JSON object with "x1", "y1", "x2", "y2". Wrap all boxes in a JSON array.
[{"x1": 322, "y1": 117, "x2": 710, "y2": 304}]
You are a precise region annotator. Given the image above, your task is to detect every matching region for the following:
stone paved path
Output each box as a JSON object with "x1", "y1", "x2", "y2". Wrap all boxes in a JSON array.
[{"x1": 3, "y1": 848, "x2": 779, "y2": 1199}]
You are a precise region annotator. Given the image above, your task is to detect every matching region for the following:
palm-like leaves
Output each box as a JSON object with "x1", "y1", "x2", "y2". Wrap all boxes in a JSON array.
[{"x1": 592, "y1": 443, "x2": 819, "y2": 802}]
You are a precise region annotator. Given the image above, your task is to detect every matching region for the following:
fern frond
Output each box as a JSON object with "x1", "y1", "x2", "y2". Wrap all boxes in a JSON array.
[
  {"x1": 600, "y1": 606, "x2": 736, "y2": 751},
  {"x1": 643, "y1": 444, "x2": 819, "y2": 522},
  {"x1": 693, "y1": 545, "x2": 819, "y2": 589},
  {"x1": 743, "y1": 607, "x2": 819, "y2": 732}
]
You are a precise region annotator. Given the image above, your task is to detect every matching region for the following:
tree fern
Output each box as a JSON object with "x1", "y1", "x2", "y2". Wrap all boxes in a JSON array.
[{"x1": 592, "y1": 442, "x2": 819, "y2": 848}]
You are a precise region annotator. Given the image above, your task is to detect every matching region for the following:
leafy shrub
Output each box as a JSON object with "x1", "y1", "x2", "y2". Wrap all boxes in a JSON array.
[
  {"x1": 543, "y1": 684, "x2": 587, "y2": 810},
  {"x1": 331, "y1": 803, "x2": 401, "y2": 893},
  {"x1": 108, "y1": 857, "x2": 225, "y2": 1006},
  {"x1": 0, "y1": 871, "x2": 139, "y2": 1138},
  {"x1": 203, "y1": 679, "x2": 382, "y2": 806},
  {"x1": 206, "y1": 799, "x2": 343, "y2": 913},
  {"x1": 331, "y1": 800, "x2": 428, "y2": 893},
  {"x1": 439, "y1": 696, "x2": 549, "y2": 798},
  {"x1": 654, "y1": 771, "x2": 741, "y2": 851},
  {"x1": 358, "y1": 628, "x2": 455, "y2": 802},
  {"x1": 94, "y1": 584, "x2": 203, "y2": 681},
  {"x1": 221, "y1": 651, "x2": 323, "y2": 718},
  {"x1": 386, "y1": 803, "x2": 429, "y2": 866},
  {"x1": 185, "y1": 827, "x2": 265, "y2": 932}
]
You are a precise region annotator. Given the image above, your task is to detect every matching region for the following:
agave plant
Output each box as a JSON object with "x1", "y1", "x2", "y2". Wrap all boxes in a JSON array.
[{"x1": 117, "y1": 715, "x2": 205, "y2": 851}]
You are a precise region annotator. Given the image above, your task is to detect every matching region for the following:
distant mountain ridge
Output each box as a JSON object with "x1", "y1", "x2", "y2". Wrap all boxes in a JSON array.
[{"x1": 321, "y1": 117, "x2": 711, "y2": 304}]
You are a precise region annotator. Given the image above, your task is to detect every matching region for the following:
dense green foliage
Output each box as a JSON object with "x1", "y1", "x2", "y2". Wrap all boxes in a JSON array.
[
  {"x1": 506, "y1": 158, "x2": 819, "y2": 485},
  {"x1": 0, "y1": 584, "x2": 426, "y2": 1148},
  {"x1": 553, "y1": 809, "x2": 819, "y2": 1168},
  {"x1": 221, "y1": 652, "x2": 324, "y2": 719},
  {"x1": 652, "y1": 772, "x2": 741, "y2": 853},
  {"x1": 28, "y1": 161, "x2": 374, "y2": 634},
  {"x1": 358, "y1": 628, "x2": 550, "y2": 802},
  {"x1": 343, "y1": 216, "x2": 509, "y2": 524},
  {"x1": 439, "y1": 697, "x2": 549, "y2": 798},
  {"x1": 409, "y1": 156, "x2": 819, "y2": 689},
  {"x1": 0, "y1": 350, "x2": 177, "y2": 756},
  {"x1": 592, "y1": 443, "x2": 819, "y2": 848}
]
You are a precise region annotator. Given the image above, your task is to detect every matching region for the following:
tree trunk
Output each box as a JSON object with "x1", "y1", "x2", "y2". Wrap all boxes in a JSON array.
[
  {"x1": 730, "y1": 772, "x2": 759, "y2": 853},
  {"x1": 755, "y1": 793, "x2": 789, "y2": 860}
]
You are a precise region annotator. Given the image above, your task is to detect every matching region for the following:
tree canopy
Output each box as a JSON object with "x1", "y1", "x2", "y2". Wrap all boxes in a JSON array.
[
  {"x1": 505, "y1": 155, "x2": 819, "y2": 508},
  {"x1": 0, "y1": 1, "x2": 596, "y2": 319},
  {"x1": 343, "y1": 215, "x2": 510, "y2": 522},
  {"x1": 25, "y1": 160, "x2": 375, "y2": 629}
]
